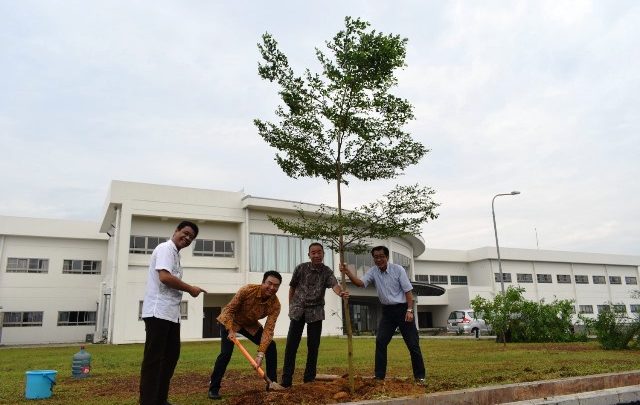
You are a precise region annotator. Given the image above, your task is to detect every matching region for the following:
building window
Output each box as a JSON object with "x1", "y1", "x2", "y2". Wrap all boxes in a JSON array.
[
  {"x1": 557, "y1": 274, "x2": 571, "y2": 284},
  {"x1": 193, "y1": 239, "x2": 235, "y2": 257},
  {"x1": 138, "y1": 301, "x2": 187, "y2": 320},
  {"x1": 625, "y1": 277, "x2": 638, "y2": 285},
  {"x1": 392, "y1": 252, "x2": 412, "y2": 273},
  {"x1": 630, "y1": 305, "x2": 640, "y2": 313},
  {"x1": 249, "y1": 233, "x2": 333, "y2": 273},
  {"x1": 537, "y1": 274, "x2": 552, "y2": 283},
  {"x1": 180, "y1": 301, "x2": 188, "y2": 320},
  {"x1": 609, "y1": 276, "x2": 622, "y2": 285},
  {"x1": 578, "y1": 305, "x2": 594, "y2": 314},
  {"x1": 450, "y1": 275, "x2": 468, "y2": 285},
  {"x1": 575, "y1": 275, "x2": 589, "y2": 284},
  {"x1": 129, "y1": 236, "x2": 168, "y2": 254},
  {"x1": 517, "y1": 273, "x2": 533, "y2": 283},
  {"x1": 415, "y1": 274, "x2": 429, "y2": 282},
  {"x1": 430, "y1": 275, "x2": 448, "y2": 285},
  {"x1": 63, "y1": 260, "x2": 101, "y2": 275},
  {"x1": 344, "y1": 251, "x2": 375, "y2": 278},
  {"x1": 597, "y1": 305, "x2": 610, "y2": 314},
  {"x1": 6, "y1": 258, "x2": 49, "y2": 273},
  {"x1": 2, "y1": 311, "x2": 43, "y2": 327},
  {"x1": 57, "y1": 311, "x2": 96, "y2": 326},
  {"x1": 593, "y1": 275, "x2": 606, "y2": 284},
  {"x1": 495, "y1": 273, "x2": 512, "y2": 283},
  {"x1": 613, "y1": 305, "x2": 627, "y2": 313}
]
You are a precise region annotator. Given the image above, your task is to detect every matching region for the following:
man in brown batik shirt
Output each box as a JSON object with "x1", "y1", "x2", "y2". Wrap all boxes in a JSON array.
[
  {"x1": 208, "y1": 270, "x2": 282, "y2": 400},
  {"x1": 281, "y1": 243, "x2": 349, "y2": 388}
]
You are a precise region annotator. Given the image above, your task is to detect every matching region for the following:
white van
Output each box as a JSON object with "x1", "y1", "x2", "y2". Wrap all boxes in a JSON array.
[{"x1": 446, "y1": 309, "x2": 491, "y2": 335}]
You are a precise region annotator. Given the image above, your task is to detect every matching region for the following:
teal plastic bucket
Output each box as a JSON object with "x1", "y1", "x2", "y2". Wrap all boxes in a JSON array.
[{"x1": 25, "y1": 370, "x2": 57, "y2": 399}]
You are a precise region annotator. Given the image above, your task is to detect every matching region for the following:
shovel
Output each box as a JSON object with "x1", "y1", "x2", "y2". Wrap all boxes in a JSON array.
[{"x1": 230, "y1": 336, "x2": 285, "y2": 391}]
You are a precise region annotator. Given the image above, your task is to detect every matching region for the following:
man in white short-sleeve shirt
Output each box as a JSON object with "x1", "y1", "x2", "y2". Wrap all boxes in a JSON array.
[{"x1": 139, "y1": 220, "x2": 207, "y2": 405}]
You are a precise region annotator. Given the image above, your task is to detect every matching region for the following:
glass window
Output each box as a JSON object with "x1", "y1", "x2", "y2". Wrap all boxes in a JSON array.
[
  {"x1": 597, "y1": 305, "x2": 610, "y2": 314},
  {"x1": 180, "y1": 301, "x2": 188, "y2": 320},
  {"x1": 630, "y1": 305, "x2": 640, "y2": 313},
  {"x1": 129, "y1": 236, "x2": 167, "y2": 254},
  {"x1": 609, "y1": 276, "x2": 622, "y2": 285},
  {"x1": 574, "y1": 275, "x2": 589, "y2": 284},
  {"x1": 494, "y1": 273, "x2": 511, "y2": 283},
  {"x1": 63, "y1": 260, "x2": 101, "y2": 275},
  {"x1": 250, "y1": 234, "x2": 263, "y2": 272},
  {"x1": 249, "y1": 233, "x2": 333, "y2": 273},
  {"x1": 193, "y1": 238, "x2": 235, "y2": 257},
  {"x1": 2, "y1": 311, "x2": 43, "y2": 327},
  {"x1": 593, "y1": 275, "x2": 606, "y2": 284},
  {"x1": 345, "y1": 251, "x2": 374, "y2": 278},
  {"x1": 625, "y1": 277, "x2": 637, "y2": 285},
  {"x1": 57, "y1": 311, "x2": 96, "y2": 326},
  {"x1": 517, "y1": 273, "x2": 533, "y2": 283},
  {"x1": 613, "y1": 305, "x2": 626, "y2": 313},
  {"x1": 392, "y1": 252, "x2": 411, "y2": 273},
  {"x1": 276, "y1": 236, "x2": 289, "y2": 272},
  {"x1": 263, "y1": 235, "x2": 276, "y2": 271},
  {"x1": 6, "y1": 258, "x2": 49, "y2": 273},
  {"x1": 578, "y1": 305, "x2": 594, "y2": 314},
  {"x1": 557, "y1": 274, "x2": 571, "y2": 284},
  {"x1": 429, "y1": 275, "x2": 448, "y2": 285},
  {"x1": 415, "y1": 274, "x2": 429, "y2": 282},
  {"x1": 537, "y1": 274, "x2": 552, "y2": 283},
  {"x1": 450, "y1": 275, "x2": 468, "y2": 285}
]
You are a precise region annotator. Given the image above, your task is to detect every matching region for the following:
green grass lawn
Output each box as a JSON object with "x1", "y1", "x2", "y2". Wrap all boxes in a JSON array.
[{"x1": 1, "y1": 337, "x2": 640, "y2": 404}]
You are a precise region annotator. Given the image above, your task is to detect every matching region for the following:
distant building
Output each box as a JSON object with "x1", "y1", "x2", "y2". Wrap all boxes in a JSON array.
[{"x1": 1, "y1": 180, "x2": 638, "y2": 345}]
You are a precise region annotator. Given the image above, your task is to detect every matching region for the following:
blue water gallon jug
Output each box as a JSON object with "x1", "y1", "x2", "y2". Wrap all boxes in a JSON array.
[{"x1": 72, "y1": 345, "x2": 91, "y2": 378}]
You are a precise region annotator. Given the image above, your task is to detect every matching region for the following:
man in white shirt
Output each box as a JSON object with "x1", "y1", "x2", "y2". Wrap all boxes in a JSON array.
[
  {"x1": 341, "y1": 245, "x2": 426, "y2": 384},
  {"x1": 139, "y1": 220, "x2": 207, "y2": 405}
]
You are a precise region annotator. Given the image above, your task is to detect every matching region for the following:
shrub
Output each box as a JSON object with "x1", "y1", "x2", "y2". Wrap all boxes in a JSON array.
[
  {"x1": 585, "y1": 306, "x2": 640, "y2": 350},
  {"x1": 471, "y1": 286, "x2": 585, "y2": 343}
]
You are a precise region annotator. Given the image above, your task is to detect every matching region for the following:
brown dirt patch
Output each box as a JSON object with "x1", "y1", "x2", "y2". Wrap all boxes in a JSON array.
[
  {"x1": 84, "y1": 371, "x2": 426, "y2": 404},
  {"x1": 221, "y1": 374, "x2": 425, "y2": 405}
]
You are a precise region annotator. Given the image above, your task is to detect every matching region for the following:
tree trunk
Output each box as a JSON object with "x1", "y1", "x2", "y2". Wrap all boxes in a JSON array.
[{"x1": 336, "y1": 175, "x2": 355, "y2": 394}]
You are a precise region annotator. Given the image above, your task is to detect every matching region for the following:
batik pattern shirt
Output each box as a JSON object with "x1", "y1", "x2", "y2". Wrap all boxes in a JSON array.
[
  {"x1": 217, "y1": 284, "x2": 281, "y2": 353},
  {"x1": 288, "y1": 262, "x2": 338, "y2": 323}
]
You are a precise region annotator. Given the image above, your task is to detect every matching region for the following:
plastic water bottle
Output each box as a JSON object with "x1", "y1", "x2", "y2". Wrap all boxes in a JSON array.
[{"x1": 72, "y1": 346, "x2": 91, "y2": 378}]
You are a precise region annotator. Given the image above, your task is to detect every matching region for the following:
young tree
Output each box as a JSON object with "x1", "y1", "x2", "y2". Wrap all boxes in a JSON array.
[{"x1": 255, "y1": 17, "x2": 438, "y2": 391}]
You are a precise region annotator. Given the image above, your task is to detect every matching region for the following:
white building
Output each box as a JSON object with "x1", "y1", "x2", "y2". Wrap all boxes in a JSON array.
[{"x1": 1, "y1": 180, "x2": 638, "y2": 345}]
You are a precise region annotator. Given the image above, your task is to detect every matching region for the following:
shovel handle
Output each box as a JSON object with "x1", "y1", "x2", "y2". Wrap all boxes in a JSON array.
[{"x1": 231, "y1": 336, "x2": 266, "y2": 379}]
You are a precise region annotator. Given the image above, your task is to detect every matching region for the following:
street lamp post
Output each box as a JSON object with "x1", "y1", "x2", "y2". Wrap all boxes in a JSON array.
[{"x1": 492, "y1": 191, "x2": 521, "y2": 294}]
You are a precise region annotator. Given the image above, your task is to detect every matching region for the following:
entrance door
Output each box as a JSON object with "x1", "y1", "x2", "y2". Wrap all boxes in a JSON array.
[
  {"x1": 418, "y1": 311, "x2": 433, "y2": 328},
  {"x1": 203, "y1": 307, "x2": 221, "y2": 338}
]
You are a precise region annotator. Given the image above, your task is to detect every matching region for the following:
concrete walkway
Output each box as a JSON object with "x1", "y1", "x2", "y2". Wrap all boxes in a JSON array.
[{"x1": 342, "y1": 370, "x2": 640, "y2": 405}]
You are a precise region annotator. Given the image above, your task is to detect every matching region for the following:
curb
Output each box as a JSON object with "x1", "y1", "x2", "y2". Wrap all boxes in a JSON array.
[{"x1": 341, "y1": 370, "x2": 640, "y2": 405}]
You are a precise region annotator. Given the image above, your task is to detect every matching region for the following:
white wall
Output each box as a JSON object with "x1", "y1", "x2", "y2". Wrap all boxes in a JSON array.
[{"x1": 0, "y1": 234, "x2": 106, "y2": 345}]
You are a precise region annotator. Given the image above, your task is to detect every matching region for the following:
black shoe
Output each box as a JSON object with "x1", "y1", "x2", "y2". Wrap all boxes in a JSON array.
[
  {"x1": 415, "y1": 378, "x2": 426, "y2": 385},
  {"x1": 208, "y1": 390, "x2": 221, "y2": 400}
]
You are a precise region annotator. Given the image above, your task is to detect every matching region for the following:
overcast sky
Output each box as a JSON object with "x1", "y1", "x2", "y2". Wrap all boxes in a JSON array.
[{"x1": 1, "y1": 1, "x2": 638, "y2": 256}]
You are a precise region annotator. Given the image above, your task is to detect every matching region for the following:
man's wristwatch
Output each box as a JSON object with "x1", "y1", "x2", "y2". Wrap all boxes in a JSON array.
[{"x1": 406, "y1": 309, "x2": 414, "y2": 313}]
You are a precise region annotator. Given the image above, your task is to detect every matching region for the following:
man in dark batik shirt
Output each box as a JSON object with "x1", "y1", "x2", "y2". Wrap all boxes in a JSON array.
[{"x1": 281, "y1": 242, "x2": 349, "y2": 388}]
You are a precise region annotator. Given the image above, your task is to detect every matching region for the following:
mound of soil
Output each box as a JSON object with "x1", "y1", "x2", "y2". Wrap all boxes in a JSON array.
[
  {"x1": 218, "y1": 374, "x2": 425, "y2": 404},
  {"x1": 87, "y1": 371, "x2": 426, "y2": 404}
]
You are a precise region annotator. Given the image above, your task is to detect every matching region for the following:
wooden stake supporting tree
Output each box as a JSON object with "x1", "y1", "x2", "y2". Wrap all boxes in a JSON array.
[{"x1": 255, "y1": 17, "x2": 438, "y2": 393}]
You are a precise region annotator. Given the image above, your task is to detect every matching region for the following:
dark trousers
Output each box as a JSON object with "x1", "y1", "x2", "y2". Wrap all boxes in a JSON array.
[
  {"x1": 140, "y1": 317, "x2": 181, "y2": 405},
  {"x1": 375, "y1": 304, "x2": 425, "y2": 380},
  {"x1": 209, "y1": 325, "x2": 277, "y2": 392},
  {"x1": 281, "y1": 318, "x2": 322, "y2": 386}
]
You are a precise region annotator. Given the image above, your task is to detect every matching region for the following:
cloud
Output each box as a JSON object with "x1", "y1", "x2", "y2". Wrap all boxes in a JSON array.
[{"x1": 0, "y1": 1, "x2": 638, "y2": 255}]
